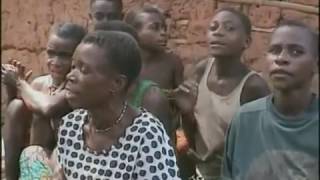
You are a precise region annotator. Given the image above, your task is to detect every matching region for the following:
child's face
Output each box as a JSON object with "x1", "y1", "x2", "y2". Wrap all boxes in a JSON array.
[
  {"x1": 266, "y1": 26, "x2": 316, "y2": 91},
  {"x1": 136, "y1": 12, "x2": 167, "y2": 52},
  {"x1": 207, "y1": 11, "x2": 249, "y2": 57},
  {"x1": 89, "y1": 0, "x2": 122, "y2": 27},
  {"x1": 46, "y1": 34, "x2": 78, "y2": 82}
]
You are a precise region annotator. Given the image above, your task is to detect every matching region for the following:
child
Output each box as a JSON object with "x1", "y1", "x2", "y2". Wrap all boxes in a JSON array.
[
  {"x1": 2, "y1": 23, "x2": 86, "y2": 179},
  {"x1": 124, "y1": 5, "x2": 184, "y2": 90},
  {"x1": 94, "y1": 20, "x2": 173, "y2": 134},
  {"x1": 125, "y1": 5, "x2": 187, "y2": 178},
  {"x1": 222, "y1": 20, "x2": 318, "y2": 180},
  {"x1": 171, "y1": 7, "x2": 270, "y2": 179},
  {"x1": 89, "y1": 0, "x2": 123, "y2": 28}
]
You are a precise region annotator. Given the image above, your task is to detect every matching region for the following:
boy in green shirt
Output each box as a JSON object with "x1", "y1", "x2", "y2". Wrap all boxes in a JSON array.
[{"x1": 222, "y1": 20, "x2": 319, "y2": 180}]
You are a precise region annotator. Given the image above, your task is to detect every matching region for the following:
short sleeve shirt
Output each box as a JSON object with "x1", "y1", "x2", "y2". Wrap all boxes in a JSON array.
[
  {"x1": 57, "y1": 108, "x2": 181, "y2": 180},
  {"x1": 222, "y1": 95, "x2": 319, "y2": 180}
]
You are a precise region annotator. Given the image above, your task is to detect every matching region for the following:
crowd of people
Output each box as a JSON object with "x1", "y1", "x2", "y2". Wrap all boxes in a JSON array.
[{"x1": 1, "y1": 0, "x2": 318, "y2": 179}]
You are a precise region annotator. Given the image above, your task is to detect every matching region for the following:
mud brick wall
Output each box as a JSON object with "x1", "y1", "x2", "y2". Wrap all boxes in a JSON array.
[{"x1": 1, "y1": 0, "x2": 319, "y2": 121}]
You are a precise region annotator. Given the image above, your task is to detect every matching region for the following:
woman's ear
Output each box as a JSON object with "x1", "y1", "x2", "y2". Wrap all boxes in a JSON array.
[{"x1": 111, "y1": 74, "x2": 128, "y2": 93}]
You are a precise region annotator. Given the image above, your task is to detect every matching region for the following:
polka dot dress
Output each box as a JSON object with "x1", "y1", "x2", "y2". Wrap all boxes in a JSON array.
[{"x1": 57, "y1": 108, "x2": 181, "y2": 180}]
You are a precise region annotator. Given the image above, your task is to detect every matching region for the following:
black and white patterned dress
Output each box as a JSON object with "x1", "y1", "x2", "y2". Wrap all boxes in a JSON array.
[{"x1": 57, "y1": 108, "x2": 181, "y2": 180}]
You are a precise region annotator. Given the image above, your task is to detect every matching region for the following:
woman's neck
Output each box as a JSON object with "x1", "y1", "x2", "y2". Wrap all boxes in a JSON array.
[
  {"x1": 88, "y1": 97, "x2": 125, "y2": 130},
  {"x1": 273, "y1": 85, "x2": 313, "y2": 116},
  {"x1": 213, "y1": 56, "x2": 246, "y2": 78}
]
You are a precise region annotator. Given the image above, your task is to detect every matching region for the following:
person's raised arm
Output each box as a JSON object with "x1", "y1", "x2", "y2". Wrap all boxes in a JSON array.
[
  {"x1": 2, "y1": 61, "x2": 72, "y2": 118},
  {"x1": 168, "y1": 58, "x2": 209, "y2": 146},
  {"x1": 2, "y1": 62, "x2": 32, "y2": 104},
  {"x1": 18, "y1": 79, "x2": 71, "y2": 118},
  {"x1": 4, "y1": 81, "x2": 18, "y2": 104},
  {"x1": 169, "y1": 80, "x2": 199, "y2": 149}
]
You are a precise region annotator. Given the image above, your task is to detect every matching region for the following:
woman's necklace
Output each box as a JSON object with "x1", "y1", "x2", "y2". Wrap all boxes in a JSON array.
[{"x1": 90, "y1": 101, "x2": 128, "y2": 134}]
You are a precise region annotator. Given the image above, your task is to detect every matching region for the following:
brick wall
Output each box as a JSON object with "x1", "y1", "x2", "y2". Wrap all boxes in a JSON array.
[{"x1": 1, "y1": 0, "x2": 319, "y2": 120}]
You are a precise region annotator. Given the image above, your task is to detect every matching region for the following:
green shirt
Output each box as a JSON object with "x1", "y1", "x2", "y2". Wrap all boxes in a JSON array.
[
  {"x1": 222, "y1": 95, "x2": 319, "y2": 180},
  {"x1": 128, "y1": 79, "x2": 157, "y2": 108}
]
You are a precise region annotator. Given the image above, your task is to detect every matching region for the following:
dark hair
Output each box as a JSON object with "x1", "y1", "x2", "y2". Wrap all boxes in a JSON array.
[
  {"x1": 51, "y1": 22, "x2": 87, "y2": 44},
  {"x1": 124, "y1": 5, "x2": 165, "y2": 30},
  {"x1": 276, "y1": 19, "x2": 318, "y2": 57},
  {"x1": 82, "y1": 31, "x2": 141, "y2": 89},
  {"x1": 214, "y1": 7, "x2": 252, "y2": 37},
  {"x1": 94, "y1": 20, "x2": 139, "y2": 42},
  {"x1": 90, "y1": 0, "x2": 123, "y2": 12}
]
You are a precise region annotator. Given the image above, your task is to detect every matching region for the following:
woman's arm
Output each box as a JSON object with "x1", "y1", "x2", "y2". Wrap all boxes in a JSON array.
[{"x1": 2, "y1": 63, "x2": 27, "y2": 103}]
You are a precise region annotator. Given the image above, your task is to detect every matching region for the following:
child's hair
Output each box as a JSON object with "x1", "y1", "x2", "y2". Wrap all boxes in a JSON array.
[
  {"x1": 94, "y1": 20, "x2": 139, "y2": 42},
  {"x1": 82, "y1": 31, "x2": 141, "y2": 89},
  {"x1": 276, "y1": 19, "x2": 318, "y2": 57},
  {"x1": 51, "y1": 22, "x2": 87, "y2": 44},
  {"x1": 89, "y1": 0, "x2": 123, "y2": 12},
  {"x1": 214, "y1": 7, "x2": 252, "y2": 37},
  {"x1": 124, "y1": 4, "x2": 165, "y2": 30}
]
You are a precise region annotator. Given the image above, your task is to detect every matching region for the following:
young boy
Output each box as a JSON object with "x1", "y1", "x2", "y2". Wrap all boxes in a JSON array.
[
  {"x1": 222, "y1": 20, "x2": 319, "y2": 180},
  {"x1": 2, "y1": 23, "x2": 86, "y2": 179},
  {"x1": 171, "y1": 8, "x2": 270, "y2": 179},
  {"x1": 124, "y1": 5, "x2": 184, "y2": 90},
  {"x1": 124, "y1": 4, "x2": 184, "y2": 145},
  {"x1": 89, "y1": 0, "x2": 123, "y2": 28}
]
